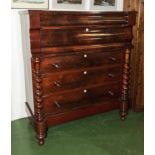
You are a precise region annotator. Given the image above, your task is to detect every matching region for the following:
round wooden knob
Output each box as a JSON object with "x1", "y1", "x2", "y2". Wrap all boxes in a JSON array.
[
  {"x1": 108, "y1": 73, "x2": 115, "y2": 78},
  {"x1": 52, "y1": 63, "x2": 60, "y2": 68},
  {"x1": 54, "y1": 101, "x2": 61, "y2": 108},
  {"x1": 108, "y1": 90, "x2": 114, "y2": 96},
  {"x1": 109, "y1": 57, "x2": 116, "y2": 62},
  {"x1": 54, "y1": 81, "x2": 61, "y2": 87}
]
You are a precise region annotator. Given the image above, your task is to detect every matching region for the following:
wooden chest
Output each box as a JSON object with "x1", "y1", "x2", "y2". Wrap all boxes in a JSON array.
[{"x1": 20, "y1": 10, "x2": 136, "y2": 145}]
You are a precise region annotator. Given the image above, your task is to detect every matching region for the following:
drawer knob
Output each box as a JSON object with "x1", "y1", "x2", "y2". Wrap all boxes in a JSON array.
[
  {"x1": 109, "y1": 57, "x2": 117, "y2": 62},
  {"x1": 83, "y1": 71, "x2": 87, "y2": 75},
  {"x1": 108, "y1": 90, "x2": 114, "y2": 96},
  {"x1": 54, "y1": 81, "x2": 61, "y2": 87},
  {"x1": 54, "y1": 101, "x2": 61, "y2": 108},
  {"x1": 83, "y1": 89, "x2": 88, "y2": 93},
  {"x1": 52, "y1": 63, "x2": 60, "y2": 69},
  {"x1": 108, "y1": 73, "x2": 115, "y2": 78},
  {"x1": 86, "y1": 28, "x2": 89, "y2": 32},
  {"x1": 83, "y1": 54, "x2": 88, "y2": 58}
]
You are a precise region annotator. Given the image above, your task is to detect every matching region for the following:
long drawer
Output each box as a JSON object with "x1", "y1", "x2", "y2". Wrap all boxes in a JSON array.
[
  {"x1": 42, "y1": 66, "x2": 122, "y2": 94},
  {"x1": 41, "y1": 51, "x2": 122, "y2": 73},
  {"x1": 43, "y1": 84, "x2": 121, "y2": 114},
  {"x1": 40, "y1": 12, "x2": 128, "y2": 26},
  {"x1": 40, "y1": 27, "x2": 132, "y2": 47}
]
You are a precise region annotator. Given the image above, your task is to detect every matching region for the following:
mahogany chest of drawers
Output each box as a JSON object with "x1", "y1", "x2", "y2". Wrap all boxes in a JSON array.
[{"x1": 20, "y1": 10, "x2": 136, "y2": 145}]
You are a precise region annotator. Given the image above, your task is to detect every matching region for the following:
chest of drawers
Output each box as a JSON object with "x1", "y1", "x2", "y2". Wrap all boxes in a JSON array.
[{"x1": 20, "y1": 10, "x2": 136, "y2": 145}]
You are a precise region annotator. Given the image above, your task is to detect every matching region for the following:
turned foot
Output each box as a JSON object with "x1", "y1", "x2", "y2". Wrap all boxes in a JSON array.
[
  {"x1": 38, "y1": 138, "x2": 44, "y2": 145},
  {"x1": 36, "y1": 133, "x2": 46, "y2": 145},
  {"x1": 36, "y1": 121, "x2": 47, "y2": 145},
  {"x1": 119, "y1": 111, "x2": 128, "y2": 121}
]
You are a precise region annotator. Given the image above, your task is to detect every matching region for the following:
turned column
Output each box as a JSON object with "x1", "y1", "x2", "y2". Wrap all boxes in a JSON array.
[
  {"x1": 120, "y1": 48, "x2": 131, "y2": 120},
  {"x1": 32, "y1": 57, "x2": 47, "y2": 145}
]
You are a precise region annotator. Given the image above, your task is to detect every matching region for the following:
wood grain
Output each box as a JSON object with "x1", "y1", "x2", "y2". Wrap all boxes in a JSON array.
[
  {"x1": 21, "y1": 10, "x2": 136, "y2": 144},
  {"x1": 124, "y1": 0, "x2": 144, "y2": 111}
]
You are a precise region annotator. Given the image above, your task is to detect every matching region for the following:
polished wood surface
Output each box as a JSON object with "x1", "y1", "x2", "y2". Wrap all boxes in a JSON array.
[
  {"x1": 40, "y1": 27, "x2": 132, "y2": 47},
  {"x1": 46, "y1": 100, "x2": 120, "y2": 127},
  {"x1": 21, "y1": 10, "x2": 136, "y2": 145},
  {"x1": 43, "y1": 83, "x2": 121, "y2": 114},
  {"x1": 42, "y1": 66, "x2": 122, "y2": 94},
  {"x1": 124, "y1": 0, "x2": 144, "y2": 111},
  {"x1": 38, "y1": 11, "x2": 133, "y2": 26},
  {"x1": 41, "y1": 50, "x2": 122, "y2": 73}
]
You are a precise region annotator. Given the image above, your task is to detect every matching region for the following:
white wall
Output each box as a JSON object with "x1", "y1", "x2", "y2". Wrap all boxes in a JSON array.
[
  {"x1": 11, "y1": 0, "x2": 123, "y2": 121},
  {"x1": 11, "y1": 10, "x2": 26, "y2": 121}
]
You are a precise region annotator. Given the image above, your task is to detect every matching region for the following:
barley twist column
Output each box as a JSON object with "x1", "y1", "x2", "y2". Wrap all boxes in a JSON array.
[
  {"x1": 120, "y1": 48, "x2": 131, "y2": 120},
  {"x1": 32, "y1": 57, "x2": 46, "y2": 145}
]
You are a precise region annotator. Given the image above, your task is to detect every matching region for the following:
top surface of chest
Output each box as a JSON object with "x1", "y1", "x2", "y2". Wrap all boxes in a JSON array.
[{"x1": 27, "y1": 10, "x2": 136, "y2": 28}]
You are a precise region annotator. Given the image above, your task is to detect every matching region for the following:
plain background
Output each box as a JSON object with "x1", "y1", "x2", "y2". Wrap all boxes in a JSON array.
[{"x1": 11, "y1": 0, "x2": 123, "y2": 121}]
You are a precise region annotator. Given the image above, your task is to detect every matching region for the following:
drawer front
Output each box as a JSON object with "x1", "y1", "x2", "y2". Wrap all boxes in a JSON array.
[
  {"x1": 41, "y1": 51, "x2": 122, "y2": 73},
  {"x1": 43, "y1": 84, "x2": 121, "y2": 114},
  {"x1": 40, "y1": 12, "x2": 127, "y2": 26},
  {"x1": 40, "y1": 27, "x2": 132, "y2": 47},
  {"x1": 42, "y1": 66, "x2": 122, "y2": 94}
]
